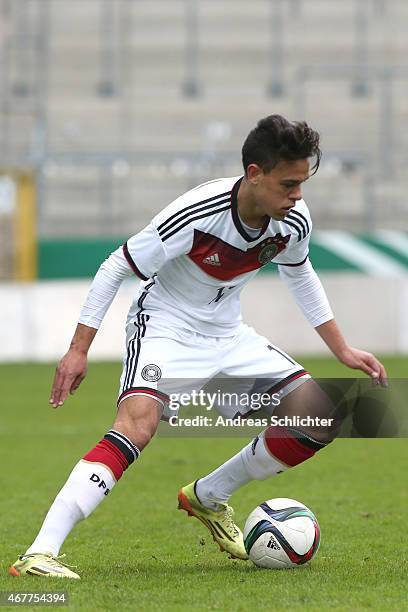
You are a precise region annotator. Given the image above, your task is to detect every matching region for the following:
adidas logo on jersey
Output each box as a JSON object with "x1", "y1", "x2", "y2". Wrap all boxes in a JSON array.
[{"x1": 202, "y1": 253, "x2": 221, "y2": 266}]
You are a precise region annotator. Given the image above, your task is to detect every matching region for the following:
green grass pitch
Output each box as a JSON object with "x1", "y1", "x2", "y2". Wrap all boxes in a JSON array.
[{"x1": 0, "y1": 357, "x2": 407, "y2": 611}]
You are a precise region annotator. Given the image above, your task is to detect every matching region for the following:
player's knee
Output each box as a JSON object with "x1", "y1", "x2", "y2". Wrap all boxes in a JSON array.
[
  {"x1": 114, "y1": 396, "x2": 162, "y2": 450},
  {"x1": 113, "y1": 413, "x2": 159, "y2": 450},
  {"x1": 306, "y1": 396, "x2": 343, "y2": 443},
  {"x1": 277, "y1": 381, "x2": 343, "y2": 444}
]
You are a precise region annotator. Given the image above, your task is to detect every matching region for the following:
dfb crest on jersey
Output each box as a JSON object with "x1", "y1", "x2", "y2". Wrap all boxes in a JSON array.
[
  {"x1": 141, "y1": 364, "x2": 162, "y2": 382},
  {"x1": 257, "y1": 233, "x2": 290, "y2": 265}
]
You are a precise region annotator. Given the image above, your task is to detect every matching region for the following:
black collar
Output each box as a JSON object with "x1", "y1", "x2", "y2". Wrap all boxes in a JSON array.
[{"x1": 230, "y1": 176, "x2": 270, "y2": 242}]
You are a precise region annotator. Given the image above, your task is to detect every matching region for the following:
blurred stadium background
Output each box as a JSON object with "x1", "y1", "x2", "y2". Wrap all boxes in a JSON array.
[{"x1": 1, "y1": 0, "x2": 408, "y2": 362}]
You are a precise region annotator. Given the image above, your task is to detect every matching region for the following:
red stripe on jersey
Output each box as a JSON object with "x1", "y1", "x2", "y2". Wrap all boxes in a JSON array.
[
  {"x1": 188, "y1": 229, "x2": 290, "y2": 280},
  {"x1": 264, "y1": 426, "x2": 317, "y2": 467},
  {"x1": 83, "y1": 439, "x2": 129, "y2": 481},
  {"x1": 122, "y1": 243, "x2": 149, "y2": 281}
]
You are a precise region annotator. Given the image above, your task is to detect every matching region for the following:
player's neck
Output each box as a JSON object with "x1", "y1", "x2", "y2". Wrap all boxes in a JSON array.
[{"x1": 237, "y1": 177, "x2": 269, "y2": 229}]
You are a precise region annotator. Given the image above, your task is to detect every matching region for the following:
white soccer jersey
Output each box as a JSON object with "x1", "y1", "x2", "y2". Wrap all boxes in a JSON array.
[{"x1": 121, "y1": 176, "x2": 312, "y2": 336}]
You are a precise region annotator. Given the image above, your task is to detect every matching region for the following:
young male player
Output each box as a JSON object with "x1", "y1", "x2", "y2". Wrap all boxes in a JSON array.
[{"x1": 9, "y1": 115, "x2": 386, "y2": 578}]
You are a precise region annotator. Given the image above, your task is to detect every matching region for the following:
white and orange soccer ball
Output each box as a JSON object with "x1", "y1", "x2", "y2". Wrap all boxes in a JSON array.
[{"x1": 243, "y1": 498, "x2": 321, "y2": 569}]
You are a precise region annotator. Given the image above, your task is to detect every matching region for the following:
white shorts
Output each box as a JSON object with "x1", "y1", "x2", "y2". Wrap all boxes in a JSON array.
[{"x1": 118, "y1": 315, "x2": 310, "y2": 419}]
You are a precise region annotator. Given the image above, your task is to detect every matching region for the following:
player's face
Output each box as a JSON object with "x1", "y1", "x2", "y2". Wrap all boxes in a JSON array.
[{"x1": 248, "y1": 159, "x2": 310, "y2": 220}]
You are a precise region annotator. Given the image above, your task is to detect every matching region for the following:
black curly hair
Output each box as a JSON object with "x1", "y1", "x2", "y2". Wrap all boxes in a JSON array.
[{"x1": 242, "y1": 115, "x2": 321, "y2": 175}]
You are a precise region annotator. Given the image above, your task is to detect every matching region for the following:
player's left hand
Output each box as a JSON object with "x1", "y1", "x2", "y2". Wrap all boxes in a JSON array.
[{"x1": 337, "y1": 346, "x2": 388, "y2": 387}]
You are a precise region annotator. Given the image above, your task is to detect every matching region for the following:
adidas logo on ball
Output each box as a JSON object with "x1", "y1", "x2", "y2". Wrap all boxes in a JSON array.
[{"x1": 244, "y1": 498, "x2": 320, "y2": 569}]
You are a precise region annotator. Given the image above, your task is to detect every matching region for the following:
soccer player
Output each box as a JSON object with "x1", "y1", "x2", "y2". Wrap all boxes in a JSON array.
[{"x1": 9, "y1": 115, "x2": 387, "y2": 578}]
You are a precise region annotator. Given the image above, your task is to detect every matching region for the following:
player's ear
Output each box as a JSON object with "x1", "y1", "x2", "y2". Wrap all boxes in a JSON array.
[{"x1": 246, "y1": 164, "x2": 263, "y2": 185}]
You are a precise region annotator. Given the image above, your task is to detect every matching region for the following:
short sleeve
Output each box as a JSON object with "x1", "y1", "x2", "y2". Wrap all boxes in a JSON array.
[
  {"x1": 273, "y1": 200, "x2": 312, "y2": 267},
  {"x1": 122, "y1": 205, "x2": 195, "y2": 280}
]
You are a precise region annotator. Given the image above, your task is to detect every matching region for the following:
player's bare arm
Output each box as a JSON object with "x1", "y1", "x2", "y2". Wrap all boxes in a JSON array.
[
  {"x1": 49, "y1": 323, "x2": 97, "y2": 408},
  {"x1": 49, "y1": 245, "x2": 135, "y2": 408},
  {"x1": 315, "y1": 318, "x2": 388, "y2": 386}
]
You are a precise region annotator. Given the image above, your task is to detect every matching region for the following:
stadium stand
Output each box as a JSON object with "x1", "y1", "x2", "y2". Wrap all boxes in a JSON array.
[{"x1": 0, "y1": 0, "x2": 407, "y2": 237}]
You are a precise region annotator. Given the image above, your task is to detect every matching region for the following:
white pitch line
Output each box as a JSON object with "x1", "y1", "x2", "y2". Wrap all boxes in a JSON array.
[{"x1": 312, "y1": 231, "x2": 407, "y2": 276}]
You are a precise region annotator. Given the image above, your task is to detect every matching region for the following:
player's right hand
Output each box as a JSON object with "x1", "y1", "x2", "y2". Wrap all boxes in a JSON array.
[{"x1": 49, "y1": 348, "x2": 88, "y2": 408}]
